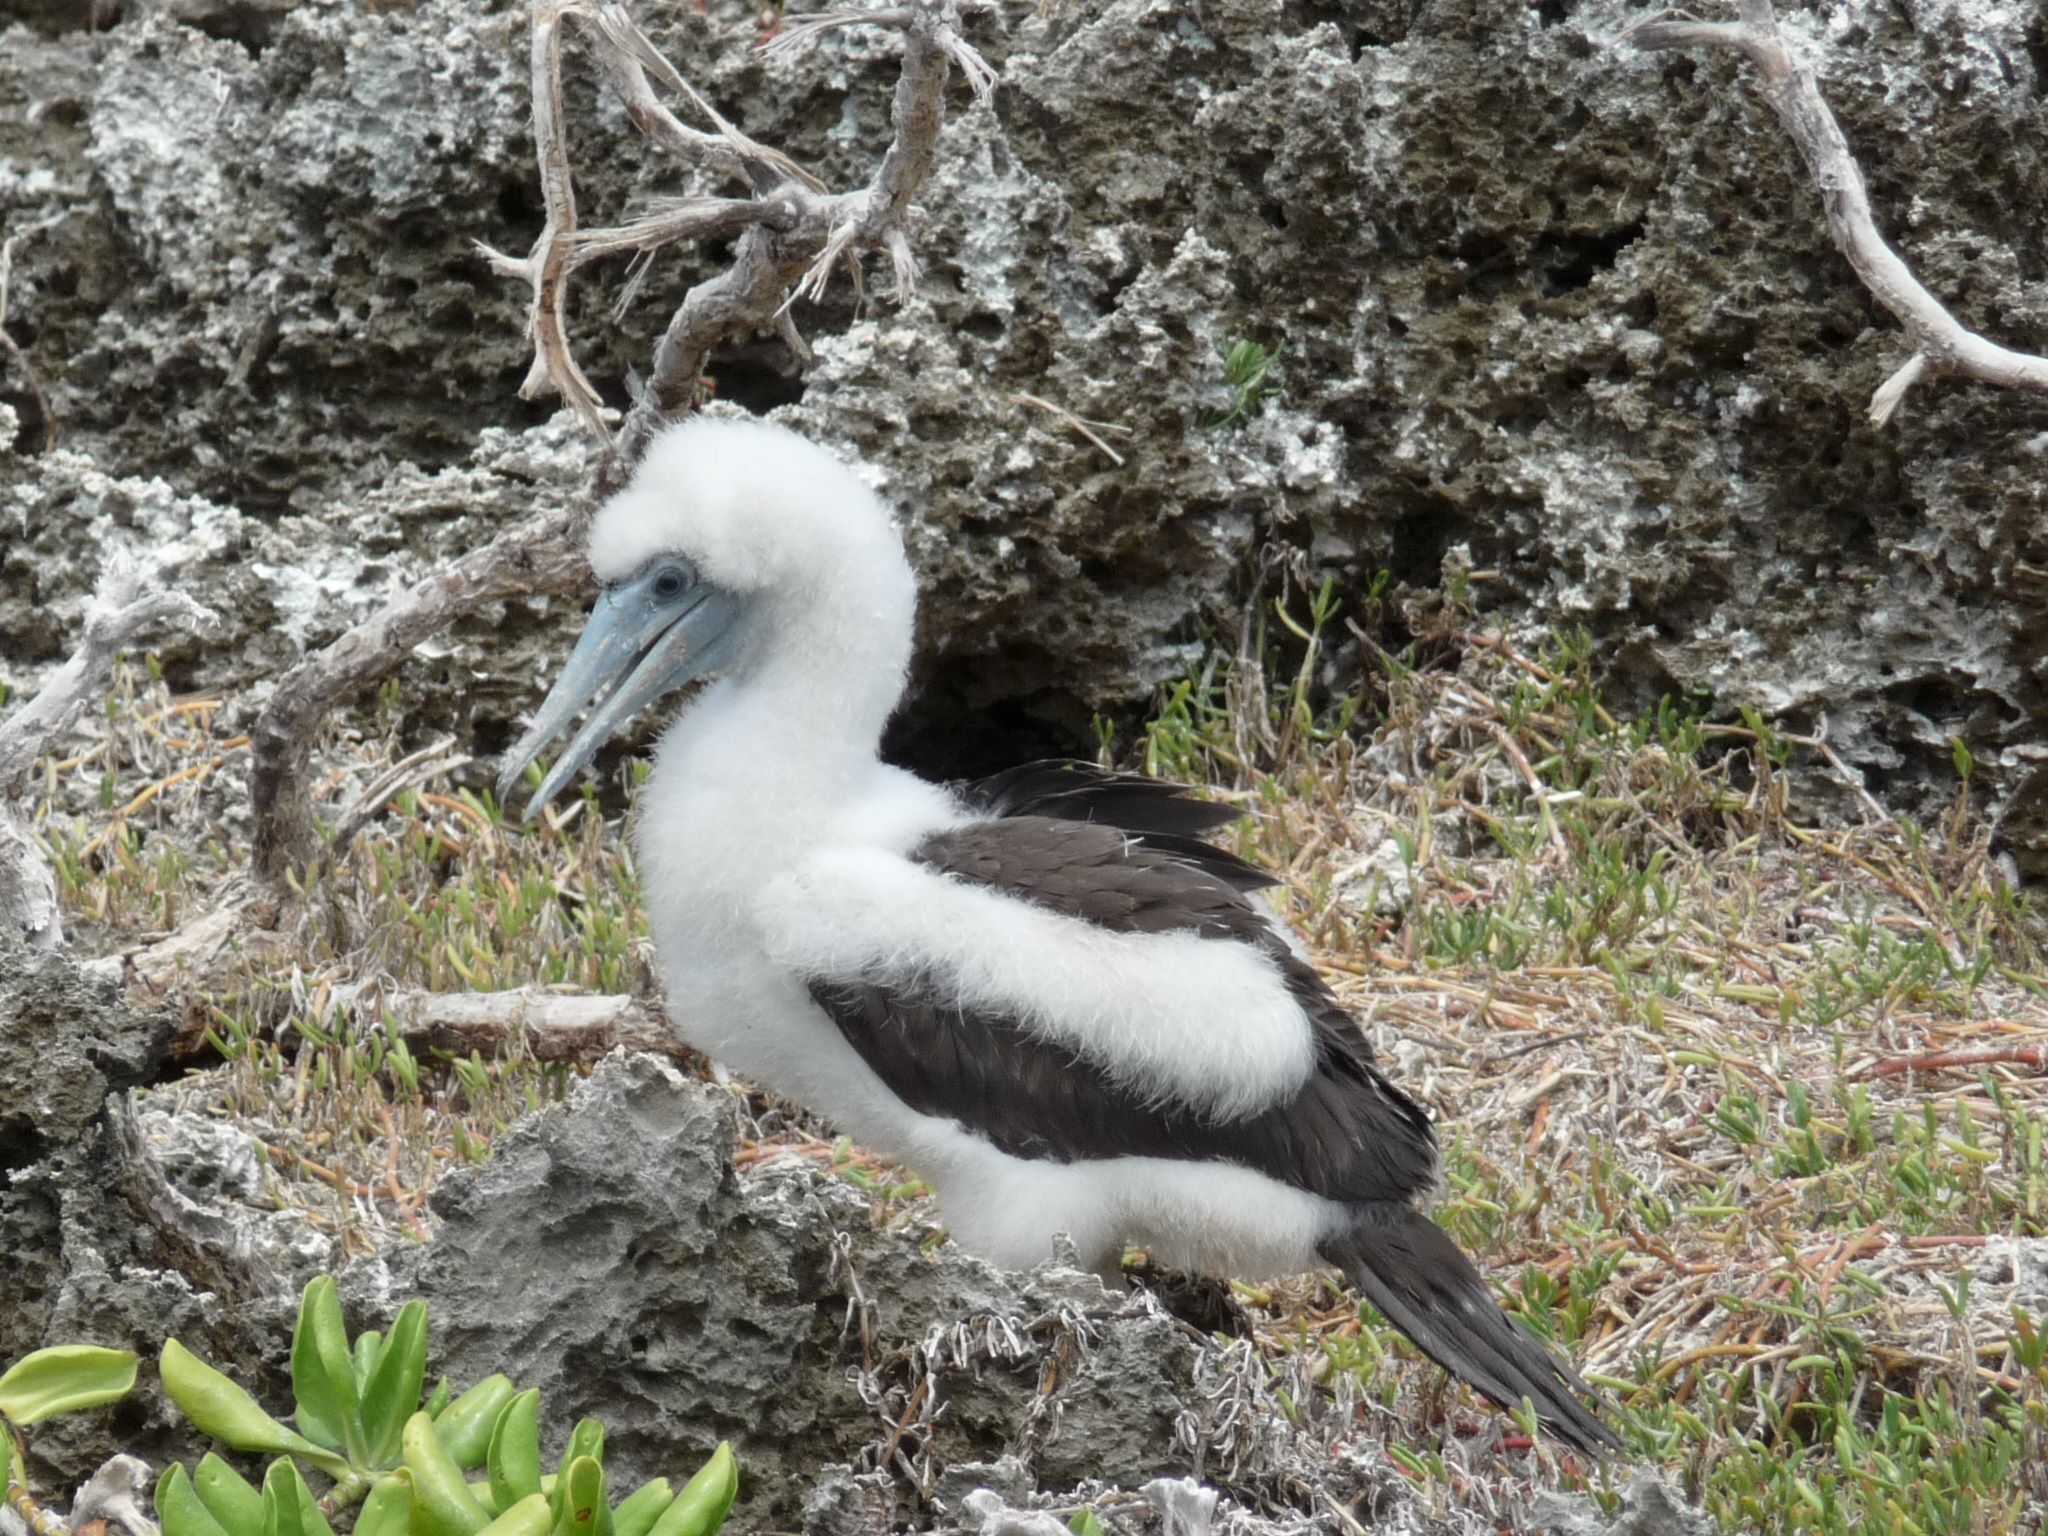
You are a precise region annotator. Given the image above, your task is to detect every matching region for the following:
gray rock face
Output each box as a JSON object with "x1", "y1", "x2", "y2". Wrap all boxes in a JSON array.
[
  {"x1": 0, "y1": 942, "x2": 170, "y2": 1165},
  {"x1": 360, "y1": 1054, "x2": 1551, "y2": 1534},
  {"x1": 364, "y1": 1054, "x2": 1211, "y2": 1529},
  {"x1": 0, "y1": 943, "x2": 298, "y2": 1490},
  {"x1": 1531, "y1": 1470, "x2": 1717, "y2": 1536},
  {"x1": 4, "y1": 0, "x2": 2046, "y2": 845}
]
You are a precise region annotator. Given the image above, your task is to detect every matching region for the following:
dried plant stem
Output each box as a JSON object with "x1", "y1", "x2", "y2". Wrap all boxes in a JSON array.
[
  {"x1": 248, "y1": 502, "x2": 590, "y2": 882},
  {"x1": 378, "y1": 987, "x2": 684, "y2": 1062},
  {"x1": 1010, "y1": 392, "x2": 1131, "y2": 465},
  {"x1": 1626, "y1": 0, "x2": 2048, "y2": 425},
  {"x1": 1860, "y1": 1042, "x2": 2048, "y2": 1080}
]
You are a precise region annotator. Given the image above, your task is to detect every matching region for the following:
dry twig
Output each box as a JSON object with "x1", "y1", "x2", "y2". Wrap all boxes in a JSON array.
[
  {"x1": 1010, "y1": 392, "x2": 1132, "y2": 465},
  {"x1": 1859, "y1": 1041, "x2": 2048, "y2": 1080},
  {"x1": 248, "y1": 502, "x2": 590, "y2": 882},
  {"x1": 1625, "y1": 0, "x2": 2048, "y2": 424},
  {"x1": 375, "y1": 986, "x2": 685, "y2": 1063}
]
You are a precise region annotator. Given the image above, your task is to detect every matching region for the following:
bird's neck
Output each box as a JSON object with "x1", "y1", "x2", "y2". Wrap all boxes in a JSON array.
[{"x1": 638, "y1": 592, "x2": 913, "y2": 887}]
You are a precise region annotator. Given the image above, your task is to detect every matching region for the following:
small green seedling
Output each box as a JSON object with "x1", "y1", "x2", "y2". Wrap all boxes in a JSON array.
[{"x1": 1209, "y1": 337, "x2": 1284, "y2": 429}]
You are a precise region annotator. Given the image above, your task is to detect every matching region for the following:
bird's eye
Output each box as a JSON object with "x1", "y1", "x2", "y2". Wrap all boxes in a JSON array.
[{"x1": 652, "y1": 565, "x2": 691, "y2": 600}]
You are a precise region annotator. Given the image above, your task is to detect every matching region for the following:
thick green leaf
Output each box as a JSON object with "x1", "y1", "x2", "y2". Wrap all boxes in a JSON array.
[
  {"x1": 643, "y1": 1447, "x2": 735, "y2": 1536},
  {"x1": 475, "y1": 1494, "x2": 554, "y2": 1536},
  {"x1": 261, "y1": 1459, "x2": 335, "y2": 1536},
  {"x1": 354, "y1": 1474, "x2": 414, "y2": 1536},
  {"x1": 361, "y1": 1303, "x2": 429, "y2": 1468},
  {"x1": 432, "y1": 1378, "x2": 516, "y2": 1473},
  {"x1": 424, "y1": 1381, "x2": 451, "y2": 1420},
  {"x1": 159, "y1": 1341, "x2": 348, "y2": 1478},
  {"x1": 0, "y1": 1346, "x2": 138, "y2": 1426},
  {"x1": 610, "y1": 1480, "x2": 673, "y2": 1536},
  {"x1": 486, "y1": 1390, "x2": 542, "y2": 1513},
  {"x1": 555, "y1": 1421, "x2": 605, "y2": 1492},
  {"x1": 546, "y1": 1458, "x2": 608, "y2": 1536},
  {"x1": 468, "y1": 1478, "x2": 503, "y2": 1519},
  {"x1": 402, "y1": 1411, "x2": 491, "y2": 1536},
  {"x1": 353, "y1": 1333, "x2": 384, "y2": 1397},
  {"x1": 157, "y1": 1465, "x2": 236, "y2": 1536},
  {"x1": 193, "y1": 1454, "x2": 265, "y2": 1536},
  {"x1": 289, "y1": 1279, "x2": 362, "y2": 1461}
]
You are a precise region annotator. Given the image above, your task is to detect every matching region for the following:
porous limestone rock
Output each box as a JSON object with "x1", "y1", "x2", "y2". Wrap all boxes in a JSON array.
[
  {"x1": 360, "y1": 1054, "x2": 1213, "y2": 1528},
  {"x1": 2, "y1": 0, "x2": 2045, "y2": 859},
  {"x1": 0, "y1": 943, "x2": 297, "y2": 1489}
]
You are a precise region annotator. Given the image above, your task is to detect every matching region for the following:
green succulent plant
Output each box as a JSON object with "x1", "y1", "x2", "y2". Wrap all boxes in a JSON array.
[
  {"x1": 158, "y1": 1276, "x2": 502, "y2": 1497},
  {"x1": 1, "y1": 1343, "x2": 141, "y2": 1534},
  {"x1": 156, "y1": 1277, "x2": 739, "y2": 1536}
]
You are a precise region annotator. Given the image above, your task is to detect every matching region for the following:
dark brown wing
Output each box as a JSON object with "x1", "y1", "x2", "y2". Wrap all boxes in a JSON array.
[
  {"x1": 954, "y1": 759, "x2": 1275, "y2": 892},
  {"x1": 803, "y1": 816, "x2": 1437, "y2": 1203}
]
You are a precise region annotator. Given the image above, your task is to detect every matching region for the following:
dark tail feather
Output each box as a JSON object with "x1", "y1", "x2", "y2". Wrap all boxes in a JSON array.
[{"x1": 1320, "y1": 1207, "x2": 1619, "y2": 1456}]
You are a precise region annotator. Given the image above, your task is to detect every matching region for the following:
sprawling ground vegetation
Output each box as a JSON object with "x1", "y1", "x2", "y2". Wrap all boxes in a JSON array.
[{"x1": 26, "y1": 579, "x2": 2048, "y2": 1536}]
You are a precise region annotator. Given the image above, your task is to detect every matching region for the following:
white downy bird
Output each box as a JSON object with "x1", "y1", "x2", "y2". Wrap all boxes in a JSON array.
[{"x1": 498, "y1": 416, "x2": 1615, "y2": 1454}]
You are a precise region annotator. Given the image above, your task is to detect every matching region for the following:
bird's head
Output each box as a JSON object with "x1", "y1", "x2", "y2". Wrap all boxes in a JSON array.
[{"x1": 496, "y1": 415, "x2": 914, "y2": 820}]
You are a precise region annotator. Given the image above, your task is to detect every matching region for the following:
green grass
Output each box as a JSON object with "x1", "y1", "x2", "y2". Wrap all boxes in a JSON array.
[
  {"x1": 30, "y1": 592, "x2": 2048, "y2": 1532},
  {"x1": 1109, "y1": 584, "x2": 2048, "y2": 1533}
]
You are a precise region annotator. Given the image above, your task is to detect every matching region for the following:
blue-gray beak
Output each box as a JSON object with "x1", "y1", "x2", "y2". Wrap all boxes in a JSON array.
[{"x1": 496, "y1": 562, "x2": 743, "y2": 821}]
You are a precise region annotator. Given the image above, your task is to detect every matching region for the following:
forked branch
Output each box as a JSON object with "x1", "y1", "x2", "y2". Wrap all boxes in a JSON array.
[
  {"x1": 248, "y1": 499, "x2": 590, "y2": 882},
  {"x1": 604, "y1": 0, "x2": 997, "y2": 479},
  {"x1": 249, "y1": 0, "x2": 995, "y2": 885},
  {"x1": 1625, "y1": 0, "x2": 2048, "y2": 425}
]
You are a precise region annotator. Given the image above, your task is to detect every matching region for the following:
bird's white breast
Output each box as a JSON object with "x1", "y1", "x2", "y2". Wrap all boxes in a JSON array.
[{"x1": 631, "y1": 683, "x2": 1340, "y2": 1281}]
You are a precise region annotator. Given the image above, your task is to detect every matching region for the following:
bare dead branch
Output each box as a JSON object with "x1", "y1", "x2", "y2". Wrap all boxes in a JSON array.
[
  {"x1": 248, "y1": 500, "x2": 590, "y2": 883},
  {"x1": 0, "y1": 557, "x2": 222, "y2": 948},
  {"x1": 0, "y1": 558, "x2": 223, "y2": 794},
  {"x1": 566, "y1": 196, "x2": 784, "y2": 270},
  {"x1": 1625, "y1": 0, "x2": 2048, "y2": 425},
  {"x1": 376, "y1": 987, "x2": 686, "y2": 1063},
  {"x1": 479, "y1": 0, "x2": 611, "y2": 442},
  {"x1": 867, "y1": 6, "x2": 952, "y2": 234},
  {"x1": 606, "y1": 0, "x2": 990, "y2": 479}
]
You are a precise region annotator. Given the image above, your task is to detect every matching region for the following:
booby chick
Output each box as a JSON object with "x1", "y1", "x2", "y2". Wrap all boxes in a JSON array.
[{"x1": 497, "y1": 417, "x2": 1617, "y2": 1455}]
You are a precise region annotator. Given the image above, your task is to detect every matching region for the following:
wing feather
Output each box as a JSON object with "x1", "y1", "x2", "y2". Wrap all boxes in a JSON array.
[
  {"x1": 955, "y1": 759, "x2": 1274, "y2": 892},
  {"x1": 793, "y1": 812, "x2": 1438, "y2": 1203}
]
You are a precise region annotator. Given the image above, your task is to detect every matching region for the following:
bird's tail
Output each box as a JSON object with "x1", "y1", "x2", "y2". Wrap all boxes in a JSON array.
[{"x1": 1319, "y1": 1205, "x2": 1619, "y2": 1455}]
